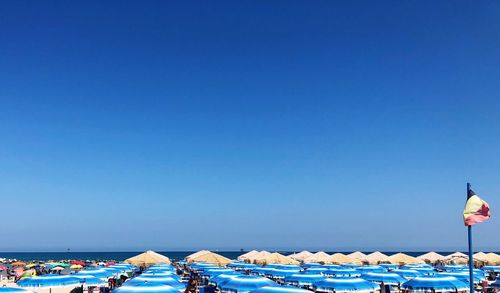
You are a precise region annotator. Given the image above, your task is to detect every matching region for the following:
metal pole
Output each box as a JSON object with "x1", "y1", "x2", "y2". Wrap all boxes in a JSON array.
[{"x1": 467, "y1": 182, "x2": 474, "y2": 293}]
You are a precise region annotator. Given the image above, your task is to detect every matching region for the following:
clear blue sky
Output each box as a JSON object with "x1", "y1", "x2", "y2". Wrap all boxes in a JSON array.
[{"x1": 1, "y1": 1, "x2": 499, "y2": 252}]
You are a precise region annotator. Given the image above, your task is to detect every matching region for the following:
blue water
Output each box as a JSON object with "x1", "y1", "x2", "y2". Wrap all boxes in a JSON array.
[{"x1": 0, "y1": 251, "x2": 483, "y2": 262}]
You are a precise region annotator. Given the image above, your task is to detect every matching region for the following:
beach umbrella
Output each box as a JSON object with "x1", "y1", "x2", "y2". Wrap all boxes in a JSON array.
[
  {"x1": 238, "y1": 251, "x2": 261, "y2": 262},
  {"x1": 209, "y1": 273, "x2": 242, "y2": 285},
  {"x1": 218, "y1": 275, "x2": 277, "y2": 293},
  {"x1": 303, "y1": 252, "x2": 332, "y2": 265},
  {"x1": 364, "y1": 252, "x2": 389, "y2": 265},
  {"x1": 186, "y1": 250, "x2": 211, "y2": 260},
  {"x1": 387, "y1": 253, "x2": 423, "y2": 265},
  {"x1": 492, "y1": 278, "x2": 500, "y2": 288},
  {"x1": 249, "y1": 286, "x2": 310, "y2": 293},
  {"x1": 481, "y1": 265, "x2": 500, "y2": 273},
  {"x1": 126, "y1": 276, "x2": 185, "y2": 291},
  {"x1": 329, "y1": 254, "x2": 362, "y2": 265},
  {"x1": 302, "y1": 267, "x2": 328, "y2": 274},
  {"x1": 444, "y1": 252, "x2": 468, "y2": 265},
  {"x1": 341, "y1": 264, "x2": 361, "y2": 269},
  {"x1": 356, "y1": 266, "x2": 387, "y2": 273},
  {"x1": 313, "y1": 277, "x2": 379, "y2": 292},
  {"x1": 70, "y1": 261, "x2": 86, "y2": 266},
  {"x1": 17, "y1": 274, "x2": 81, "y2": 287},
  {"x1": 76, "y1": 268, "x2": 116, "y2": 279},
  {"x1": 378, "y1": 264, "x2": 398, "y2": 270},
  {"x1": 72, "y1": 274, "x2": 108, "y2": 286},
  {"x1": 323, "y1": 269, "x2": 361, "y2": 278},
  {"x1": 288, "y1": 251, "x2": 315, "y2": 262},
  {"x1": 254, "y1": 253, "x2": 299, "y2": 266},
  {"x1": 0, "y1": 265, "x2": 9, "y2": 270},
  {"x1": 187, "y1": 252, "x2": 232, "y2": 266},
  {"x1": 265, "y1": 269, "x2": 301, "y2": 279},
  {"x1": 347, "y1": 252, "x2": 367, "y2": 263},
  {"x1": 442, "y1": 265, "x2": 468, "y2": 272},
  {"x1": 438, "y1": 272, "x2": 484, "y2": 284},
  {"x1": 124, "y1": 250, "x2": 171, "y2": 267},
  {"x1": 250, "y1": 267, "x2": 275, "y2": 276},
  {"x1": 401, "y1": 275, "x2": 469, "y2": 292},
  {"x1": 112, "y1": 283, "x2": 179, "y2": 293},
  {"x1": 203, "y1": 268, "x2": 237, "y2": 277},
  {"x1": 11, "y1": 262, "x2": 26, "y2": 267},
  {"x1": 392, "y1": 269, "x2": 424, "y2": 280},
  {"x1": 50, "y1": 267, "x2": 64, "y2": 272},
  {"x1": 229, "y1": 263, "x2": 259, "y2": 271},
  {"x1": 417, "y1": 252, "x2": 444, "y2": 264},
  {"x1": 0, "y1": 288, "x2": 33, "y2": 293},
  {"x1": 284, "y1": 273, "x2": 326, "y2": 287},
  {"x1": 301, "y1": 263, "x2": 322, "y2": 268},
  {"x1": 485, "y1": 253, "x2": 500, "y2": 265},
  {"x1": 360, "y1": 272, "x2": 407, "y2": 285}
]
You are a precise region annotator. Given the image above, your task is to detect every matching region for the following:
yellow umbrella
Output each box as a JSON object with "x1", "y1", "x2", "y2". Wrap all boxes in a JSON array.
[
  {"x1": 388, "y1": 253, "x2": 423, "y2": 265},
  {"x1": 124, "y1": 250, "x2": 171, "y2": 267},
  {"x1": 70, "y1": 264, "x2": 83, "y2": 269},
  {"x1": 329, "y1": 253, "x2": 362, "y2": 265},
  {"x1": 186, "y1": 251, "x2": 232, "y2": 266}
]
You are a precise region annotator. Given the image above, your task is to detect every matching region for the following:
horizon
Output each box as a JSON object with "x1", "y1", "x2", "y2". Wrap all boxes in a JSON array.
[{"x1": 1, "y1": 0, "x2": 499, "y2": 252}]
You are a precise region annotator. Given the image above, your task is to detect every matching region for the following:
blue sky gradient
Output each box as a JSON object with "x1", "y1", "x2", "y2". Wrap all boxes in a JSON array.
[{"x1": 1, "y1": 1, "x2": 499, "y2": 252}]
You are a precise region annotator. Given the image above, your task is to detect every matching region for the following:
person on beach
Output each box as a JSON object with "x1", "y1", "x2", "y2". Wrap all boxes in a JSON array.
[{"x1": 184, "y1": 276, "x2": 198, "y2": 293}]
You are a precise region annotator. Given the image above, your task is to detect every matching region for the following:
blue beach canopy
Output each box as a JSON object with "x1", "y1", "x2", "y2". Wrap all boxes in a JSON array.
[
  {"x1": 72, "y1": 274, "x2": 108, "y2": 286},
  {"x1": 203, "y1": 268, "x2": 237, "y2": 277},
  {"x1": 266, "y1": 269, "x2": 301, "y2": 279},
  {"x1": 482, "y1": 266, "x2": 500, "y2": 273},
  {"x1": 0, "y1": 288, "x2": 33, "y2": 293},
  {"x1": 401, "y1": 275, "x2": 469, "y2": 292},
  {"x1": 323, "y1": 269, "x2": 361, "y2": 277},
  {"x1": 302, "y1": 267, "x2": 328, "y2": 274},
  {"x1": 392, "y1": 269, "x2": 424, "y2": 280},
  {"x1": 273, "y1": 265, "x2": 302, "y2": 271},
  {"x1": 284, "y1": 273, "x2": 326, "y2": 287},
  {"x1": 229, "y1": 263, "x2": 259, "y2": 270},
  {"x1": 112, "y1": 283, "x2": 179, "y2": 293},
  {"x1": 491, "y1": 278, "x2": 500, "y2": 288},
  {"x1": 313, "y1": 277, "x2": 379, "y2": 292},
  {"x1": 438, "y1": 272, "x2": 485, "y2": 284},
  {"x1": 378, "y1": 264, "x2": 398, "y2": 270},
  {"x1": 250, "y1": 267, "x2": 276, "y2": 276},
  {"x1": 249, "y1": 286, "x2": 311, "y2": 293},
  {"x1": 360, "y1": 272, "x2": 407, "y2": 285},
  {"x1": 341, "y1": 264, "x2": 361, "y2": 269},
  {"x1": 126, "y1": 277, "x2": 185, "y2": 290},
  {"x1": 301, "y1": 263, "x2": 322, "y2": 268},
  {"x1": 218, "y1": 275, "x2": 277, "y2": 293},
  {"x1": 356, "y1": 266, "x2": 387, "y2": 273},
  {"x1": 210, "y1": 273, "x2": 242, "y2": 285},
  {"x1": 77, "y1": 268, "x2": 116, "y2": 278},
  {"x1": 442, "y1": 265, "x2": 468, "y2": 272},
  {"x1": 17, "y1": 275, "x2": 82, "y2": 287}
]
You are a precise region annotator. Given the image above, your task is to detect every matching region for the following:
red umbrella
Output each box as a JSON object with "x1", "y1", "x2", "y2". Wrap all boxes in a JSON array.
[
  {"x1": 0, "y1": 265, "x2": 8, "y2": 270},
  {"x1": 70, "y1": 260, "x2": 85, "y2": 266}
]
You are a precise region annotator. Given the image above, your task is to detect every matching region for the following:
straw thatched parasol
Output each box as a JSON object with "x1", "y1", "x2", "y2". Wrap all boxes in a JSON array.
[
  {"x1": 185, "y1": 250, "x2": 211, "y2": 260},
  {"x1": 303, "y1": 251, "x2": 332, "y2": 264},
  {"x1": 329, "y1": 253, "x2": 362, "y2": 265},
  {"x1": 473, "y1": 252, "x2": 489, "y2": 262},
  {"x1": 246, "y1": 250, "x2": 272, "y2": 263},
  {"x1": 186, "y1": 251, "x2": 232, "y2": 266},
  {"x1": 237, "y1": 250, "x2": 260, "y2": 261},
  {"x1": 417, "y1": 252, "x2": 444, "y2": 263},
  {"x1": 364, "y1": 251, "x2": 389, "y2": 264},
  {"x1": 254, "y1": 252, "x2": 299, "y2": 265},
  {"x1": 288, "y1": 251, "x2": 314, "y2": 262},
  {"x1": 388, "y1": 253, "x2": 424, "y2": 265},
  {"x1": 124, "y1": 250, "x2": 171, "y2": 266},
  {"x1": 347, "y1": 251, "x2": 367, "y2": 262},
  {"x1": 444, "y1": 252, "x2": 468, "y2": 264}
]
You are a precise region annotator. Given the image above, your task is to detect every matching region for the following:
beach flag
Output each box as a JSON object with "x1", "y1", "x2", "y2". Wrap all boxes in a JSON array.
[{"x1": 463, "y1": 189, "x2": 491, "y2": 226}]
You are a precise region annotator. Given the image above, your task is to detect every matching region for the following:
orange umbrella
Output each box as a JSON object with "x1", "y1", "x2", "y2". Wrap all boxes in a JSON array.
[{"x1": 11, "y1": 261, "x2": 26, "y2": 267}]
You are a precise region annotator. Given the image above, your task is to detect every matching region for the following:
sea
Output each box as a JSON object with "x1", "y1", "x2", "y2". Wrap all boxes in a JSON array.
[{"x1": 0, "y1": 251, "x2": 483, "y2": 262}]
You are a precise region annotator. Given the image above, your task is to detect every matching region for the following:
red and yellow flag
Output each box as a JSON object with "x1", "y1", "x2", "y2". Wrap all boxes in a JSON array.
[{"x1": 463, "y1": 189, "x2": 491, "y2": 226}]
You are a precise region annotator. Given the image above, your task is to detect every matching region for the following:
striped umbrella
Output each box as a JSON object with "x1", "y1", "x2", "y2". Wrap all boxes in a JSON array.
[
  {"x1": 228, "y1": 263, "x2": 259, "y2": 271},
  {"x1": 401, "y1": 275, "x2": 469, "y2": 292},
  {"x1": 141, "y1": 272, "x2": 179, "y2": 279},
  {"x1": 72, "y1": 274, "x2": 108, "y2": 286},
  {"x1": 274, "y1": 265, "x2": 302, "y2": 271},
  {"x1": 126, "y1": 276, "x2": 185, "y2": 291},
  {"x1": 323, "y1": 269, "x2": 361, "y2": 278},
  {"x1": 482, "y1": 266, "x2": 500, "y2": 273},
  {"x1": 0, "y1": 288, "x2": 33, "y2": 293},
  {"x1": 442, "y1": 265, "x2": 468, "y2": 272},
  {"x1": 361, "y1": 272, "x2": 407, "y2": 285},
  {"x1": 284, "y1": 273, "x2": 326, "y2": 287},
  {"x1": 313, "y1": 277, "x2": 379, "y2": 292},
  {"x1": 17, "y1": 275, "x2": 82, "y2": 287},
  {"x1": 438, "y1": 272, "x2": 485, "y2": 284},
  {"x1": 112, "y1": 283, "x2": 179, "y2": 293},
  {"x1": 75, "y1": 269, "x2": 115, "y2": 279},
  {"x1": 203, "y1": 268, "x2": 237, "y2": 278},
  {"x1": 209, "y1": 273, "x2": 242, "y2": 286},
  {"x1": 250, "y1": 268, "x2": 275, "y2": 276},
  {"x1": 302, "y1": 267, "x2": 328, "y2": 274},
  {"x1": 249, "y1": 286, "x2": 311, "y2": 293},
  {"x1": 392, "y1": 269, "x2": 423, "y2": 280},
  {"x1": 378, "y1": 264, "x2": 398, "y2": 270},
  {"x1": 218, "y1": 275, "x2": 277, "y2": 293},
  {"x1": 341, "y1": 264, "x2": 361, "y2": 269},
  {"x1": 356, "y1": 266, "x2": 387, "y2": 273},
  {"x1": 266, "y1": 269, "x2": 301, "y2": 279}
]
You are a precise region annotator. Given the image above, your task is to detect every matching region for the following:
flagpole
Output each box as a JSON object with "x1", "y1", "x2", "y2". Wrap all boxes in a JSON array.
[{"x1": 467, "y1": 182, "x2": 474, "y2": 293}]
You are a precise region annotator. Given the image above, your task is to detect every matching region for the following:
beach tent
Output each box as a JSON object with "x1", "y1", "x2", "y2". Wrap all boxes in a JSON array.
[
  {"x1": 417, "y1": 252, "x2": 444, "y2": 264},
  {"x1": 187, "y1": 251, "x2": 232, "y2": 266},
  {"x1": 124, "y1": 250, "x2": 171, "y2": 266},
  {"x1": 288, "y1": 251, "x2": 314, "y2": 262},
  {"x1": 347, "y1": 251, "x2": 367, "y2": 262},
  {"x1": 254, "y1": 253, "x2": 299, "y2": 265},
  {"x1": 388, "y1": 253, "x2": 424, "y2": 265},
  {"x1": 364, "y1": 252, "x2": 389, "y2": 264},
  {"x1": 238, "y1": 250, "x2": 260, "y2": 261},
  {"x1": 303, "y1": 252, "x2": 332, "y2": 264},
  {"x1": 186, "y1": 250, "x2": 211, "y2": 261},
  {"x1": 328, "y1": 253, "x2": 361, "y2": 265}
]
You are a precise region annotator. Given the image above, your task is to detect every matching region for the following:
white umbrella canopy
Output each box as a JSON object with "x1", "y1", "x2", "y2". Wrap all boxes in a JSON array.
[
  {"x1": 364, "y1": 251, "x2": 389, "y2": 264},
  {"x1": 288, "y1": 251, "x2": 314, "y2": 262},
  {"x1": 124, "y1": 250, "x2": 171, "y2": 266},
  {"x1": 238, "y1": 250, "x2": 260, "y2": 261},
  {"x1": 303, "y1": 252, "x2": 332, "y2": 264},
  {"x1": 444, "y1": 252, "x2": 468, "y2": 264},
  {"x1": 185, "y1": 250, "x2": 211, "y2": 260},
  {"x1": 347, "y1": 251, "x2": 367, "y2": 262},
  {"x1": 417, "y1": 252, "x2": 444, "y2": 263},
  {"x1": 329, "y1": 253, "x2": 362, "y2": 265},
  {"x1": 387, "y1": 253, "x2": 424, "y2": 265}
]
